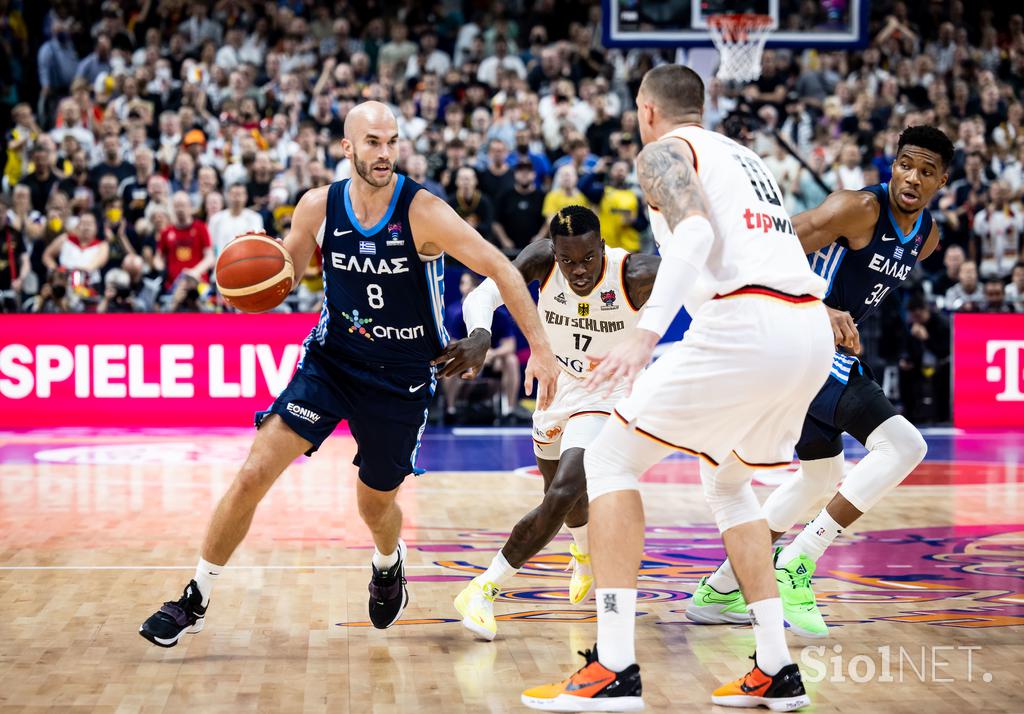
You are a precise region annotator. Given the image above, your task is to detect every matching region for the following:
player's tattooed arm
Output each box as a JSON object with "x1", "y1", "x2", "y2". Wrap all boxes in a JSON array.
[
  {"x1": 793, "y1": 190, "x2": 880, "y2": 254},
  {"x1": 918, "y1": 222, "x2": 941, "y2": 261},
  {"x1": 623, "y1": 253, "x2": 662, "y2": 308},
  {"x1": 635, "y1": 139, "x2": 709, "y2": 230}
]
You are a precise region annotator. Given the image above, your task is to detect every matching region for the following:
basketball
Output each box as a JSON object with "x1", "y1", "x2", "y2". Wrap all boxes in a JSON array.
[{"x1": 215, "y1": 233, "x2": 294, "y2": 313}]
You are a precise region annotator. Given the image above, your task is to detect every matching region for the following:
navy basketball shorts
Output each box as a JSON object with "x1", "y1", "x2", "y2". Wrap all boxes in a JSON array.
[
  {"x1": 255, "y1": 349, "x2": 434, "y2": 491},
  {"x1": 795, "y1": 365, "x2": 900, "y2": 461}
]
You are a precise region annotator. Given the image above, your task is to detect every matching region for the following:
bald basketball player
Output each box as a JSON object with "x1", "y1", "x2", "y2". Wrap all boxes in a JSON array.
[{"x1": 140, "y1": 102, "x2": 559, "y2": 647}]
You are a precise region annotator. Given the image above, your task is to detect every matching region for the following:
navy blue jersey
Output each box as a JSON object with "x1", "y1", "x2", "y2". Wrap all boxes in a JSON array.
[
  {"x1": 807, "y1": 183, "x2": 932, "y2": 383},
  {"x1": 304, "y1": 175, "x2": 449, "y2": 367}
]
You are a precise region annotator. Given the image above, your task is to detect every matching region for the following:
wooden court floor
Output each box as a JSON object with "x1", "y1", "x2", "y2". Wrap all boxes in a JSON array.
[{"x1": 1, "y1": 429, "x2": 1022, "y2": 713}]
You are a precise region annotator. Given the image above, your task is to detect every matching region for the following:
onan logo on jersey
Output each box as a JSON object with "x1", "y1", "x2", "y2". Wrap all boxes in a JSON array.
[
  {"x1": 340, "y1": 309, "x2": 426, "y2": 342},
  {"x1": 286, "y1": 402, "x2": 321, "y2": 424},
  {"x1": 386, "y1": 222, "x2": 405, "y2": 246},
  {"x1": 600, "y1": 289, "x2": 618, "y2": 310},
  {"x1": 578, "y1": 303, "x2": 590, "y2": 317},
  {"x1": 868, "y1": 253, "x2": 912, "y2": 281},
  {"x1": 330, "y1": 252, "x2": 409, "y2": 274},
  {"x1": 342, "y1": 309, "x2": 375, "y2": 340}
]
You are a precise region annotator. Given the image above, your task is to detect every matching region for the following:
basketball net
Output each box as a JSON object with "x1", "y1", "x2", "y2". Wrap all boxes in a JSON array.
[{"x1": 708, "y1": 14, "x2": 774, "y2": 82}]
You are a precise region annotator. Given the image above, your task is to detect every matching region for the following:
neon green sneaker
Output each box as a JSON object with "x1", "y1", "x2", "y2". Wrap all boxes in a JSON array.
[
  {"x1": 454, "y1": 578, "x2": 499, "y2": 641},
  {"x1": 774, "y1": 548, "x2": 828, "y2": 638},
  {"x1": 686, "y1": 575, "x2": 751, "y2": 625}
]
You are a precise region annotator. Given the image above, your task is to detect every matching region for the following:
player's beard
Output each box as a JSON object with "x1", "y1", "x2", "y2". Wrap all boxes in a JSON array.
[{"x1": 352, "y1": 150, "x2": 396, "y2": 188}]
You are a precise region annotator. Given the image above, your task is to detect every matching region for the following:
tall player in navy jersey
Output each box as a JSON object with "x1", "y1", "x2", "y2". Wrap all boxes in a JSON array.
[
  {"x1": 689, "y1": 126, "x2": 955, "y2": 638},
  {"x1": 140, "y1": 102, "x2": 558, "y2": 647}
]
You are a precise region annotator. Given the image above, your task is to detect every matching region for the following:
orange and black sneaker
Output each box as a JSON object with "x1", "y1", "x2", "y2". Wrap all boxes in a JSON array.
[
  {"x1": 712, "y1": 658, "x2": 810, "y2": 711},
  {"x1": 521, "y1": 647, "x2": 643, "y2": 712}
]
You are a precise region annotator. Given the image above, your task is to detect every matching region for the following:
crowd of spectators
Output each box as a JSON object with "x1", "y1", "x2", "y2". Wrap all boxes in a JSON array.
[{"x1": 1, "y1": 0, "x2": 1023, "y2": 422}]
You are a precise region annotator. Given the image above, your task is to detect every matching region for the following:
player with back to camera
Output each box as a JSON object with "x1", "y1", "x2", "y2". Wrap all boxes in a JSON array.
[
  {"x1": 688, "y1": 125, "x2": 954, "y2": 638},
  {"x1": 521, "y1": 64, "x2": 834, "y2": 712},
  {"x1": 447, "y1": 204, "x2": 660, "y2": 640},
  {"x1": 139, "y1": 101, "x2": 558, "y2": 647}
]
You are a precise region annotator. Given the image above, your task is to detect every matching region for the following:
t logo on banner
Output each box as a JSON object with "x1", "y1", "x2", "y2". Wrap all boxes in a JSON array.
[{"x1": 986, "y1": 340, "x2": 1024, "y2": 401}]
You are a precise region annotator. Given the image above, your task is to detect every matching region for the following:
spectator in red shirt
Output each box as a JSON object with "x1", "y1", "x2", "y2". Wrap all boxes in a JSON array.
[{"x1": 155, "y1": 191, "x2": 213, "y2": 291}]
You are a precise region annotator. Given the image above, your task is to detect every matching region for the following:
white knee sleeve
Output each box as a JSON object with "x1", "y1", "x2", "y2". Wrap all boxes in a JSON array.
[
  {"x1": 762, "y1": 454, "x2": 846, "y2": 533},
  {"x1": 840, "y1": 415, "x2": 927, "y2": 513},
  {"x1": 700, "y1": 457, "x2": 763, "y2": 532},
  {"x1": 584, "y1": 419, "x2": 668, "y2": 502}
]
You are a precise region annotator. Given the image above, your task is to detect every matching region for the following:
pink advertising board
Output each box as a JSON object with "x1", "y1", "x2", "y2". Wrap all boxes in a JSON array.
[
  {"x1": 953, "y1": 312, "x2": 1024, "y2": 429},
  {"x1": 0, "y1": 314, "x2": 318, "y2": 427}
]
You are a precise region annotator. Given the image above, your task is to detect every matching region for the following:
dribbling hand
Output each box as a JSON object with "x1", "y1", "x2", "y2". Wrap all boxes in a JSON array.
[
  {"x1": 525, "y1": 347, "x2": 559, "y2": 411},
  {"x1": 584, "y1": 329, "x2": 660, "y2": 397}
]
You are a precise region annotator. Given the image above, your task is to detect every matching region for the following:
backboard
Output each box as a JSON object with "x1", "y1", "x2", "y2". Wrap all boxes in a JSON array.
[{"x1": 603, "y1": 0, "x2": 869, "y2": 48}]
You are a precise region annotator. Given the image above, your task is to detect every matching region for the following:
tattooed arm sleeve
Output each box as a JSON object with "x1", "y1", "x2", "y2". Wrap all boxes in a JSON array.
[{"x1": 634, "y1": 138, "x2": 716, "y2": 337}]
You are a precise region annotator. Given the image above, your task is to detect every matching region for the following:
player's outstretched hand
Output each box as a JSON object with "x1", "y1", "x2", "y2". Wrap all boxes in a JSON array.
[
  {"x1": 431, "y1": 329, "x2": 491, "y2": 379},
  {"x1": 584, "y1": 329, "x2": 660, "y2": 397},
  {"x1": 525, "y1": 346, "x2": 559, "y2": 411},
  {"x1": 826, "y1": 306, "x2": 861, "y2": 355}
]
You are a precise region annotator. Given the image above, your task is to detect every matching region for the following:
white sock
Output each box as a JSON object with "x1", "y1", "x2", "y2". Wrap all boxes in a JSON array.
[
  {"x1": 596, "y1": 588, "x2": 637, "y2": 672},
  {"x1": 194, "y1": 558, "x2": 222, "y2": 607},
  {"x1": 707, "y1": 558, "x2": 739, "y2": 593},
  {"x1": 568, "y1": 524, "x2": 589, "y2": 554},
  {"x1": 372, "y1": 540, "x2": 402, "y2": 570},
  {"x1": 476, "y1": 550, "x2": 519, "y2": 588},
  {"x1": 777, "y1": 509, "x2": 843, "y2": 566},
  {"x1": 568, "y1": 524, "x2": 591, "y2": 576},
  {"x1": 748, "y1": 597, "x2": 792, "y2": 675}
]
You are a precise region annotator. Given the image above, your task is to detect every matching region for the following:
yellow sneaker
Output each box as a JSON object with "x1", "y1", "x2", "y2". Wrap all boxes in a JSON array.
[
  {"x1": 568, "y1": 543, "x2": 594, "y2": 605},
  {"x1": 454, "y1": 579, "x2": 498, "y2": 641}
]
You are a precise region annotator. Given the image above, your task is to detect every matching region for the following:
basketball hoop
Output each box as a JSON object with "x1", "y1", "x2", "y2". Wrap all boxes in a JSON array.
[{"x1": 708, "y1": 14, "x2": 774, "y2": 83}]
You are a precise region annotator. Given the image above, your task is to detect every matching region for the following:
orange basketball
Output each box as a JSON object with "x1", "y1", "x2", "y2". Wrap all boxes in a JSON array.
[{"x1": 216, "y1": 233, "x2": 294, "y2": 313}]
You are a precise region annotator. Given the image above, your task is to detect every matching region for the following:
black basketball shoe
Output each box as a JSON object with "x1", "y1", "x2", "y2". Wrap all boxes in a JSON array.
[
  {"x1": 139, "y1": 580, "x2": 207, "y2": 648},
  {"x1": 368, "y1": 539, "x2": 409, "y2": 629}
]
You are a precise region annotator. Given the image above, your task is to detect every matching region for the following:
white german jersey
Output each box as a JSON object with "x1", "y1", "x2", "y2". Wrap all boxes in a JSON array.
[
  {"x1": 537, "y1": 247, "x2": 643, "y2": 377},
  {"x1": 649, "y1": 125, "x2": 826, "y2": 315}
]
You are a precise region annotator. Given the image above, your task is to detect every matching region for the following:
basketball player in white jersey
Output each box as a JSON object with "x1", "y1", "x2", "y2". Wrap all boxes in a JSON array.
[
  {"x1": 439, "y1": 205, "x2": 659, "y2": 641},
  {"x1": 521, "y1": 65, "x2": 834, "y2": 712}
]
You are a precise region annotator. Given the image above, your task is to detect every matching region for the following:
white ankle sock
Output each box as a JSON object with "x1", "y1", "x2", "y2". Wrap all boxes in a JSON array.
[
  {"x1": 568, "y1": 524, "x2": 589, "y2": 554},
  {"x1": 777, "y1": 509, "x2": 843, "y2": 566},
  {"x1": 596, "y1": 588, "x2": 637, "y2": 672},
  {"x1": 568, "y1": 524, "x2": 591, "y2": 575},
  {"x1": 707, "y1": 558, "x2": 739, "y2": 593},
  {"x1": 748, "y1": 597, "x2": 791, "y2": 675},
  {"x1": 372, "y1": 540, "x2": 402, "y2": 570},
  {"x1": 476, "y1": 551, "x2": 519, "y2": 588},
  {"x1": 194, "y1": 558, "x2": 222, "y2": 607}
]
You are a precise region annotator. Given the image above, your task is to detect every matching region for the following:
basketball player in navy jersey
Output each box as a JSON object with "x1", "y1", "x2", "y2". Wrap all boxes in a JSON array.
[
  {"x1": 689, "y1": 126, "x2": 955, "y2": 638},
  {"x1": 139, "y1": 102, "x2": 559, "y2": 647}
]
